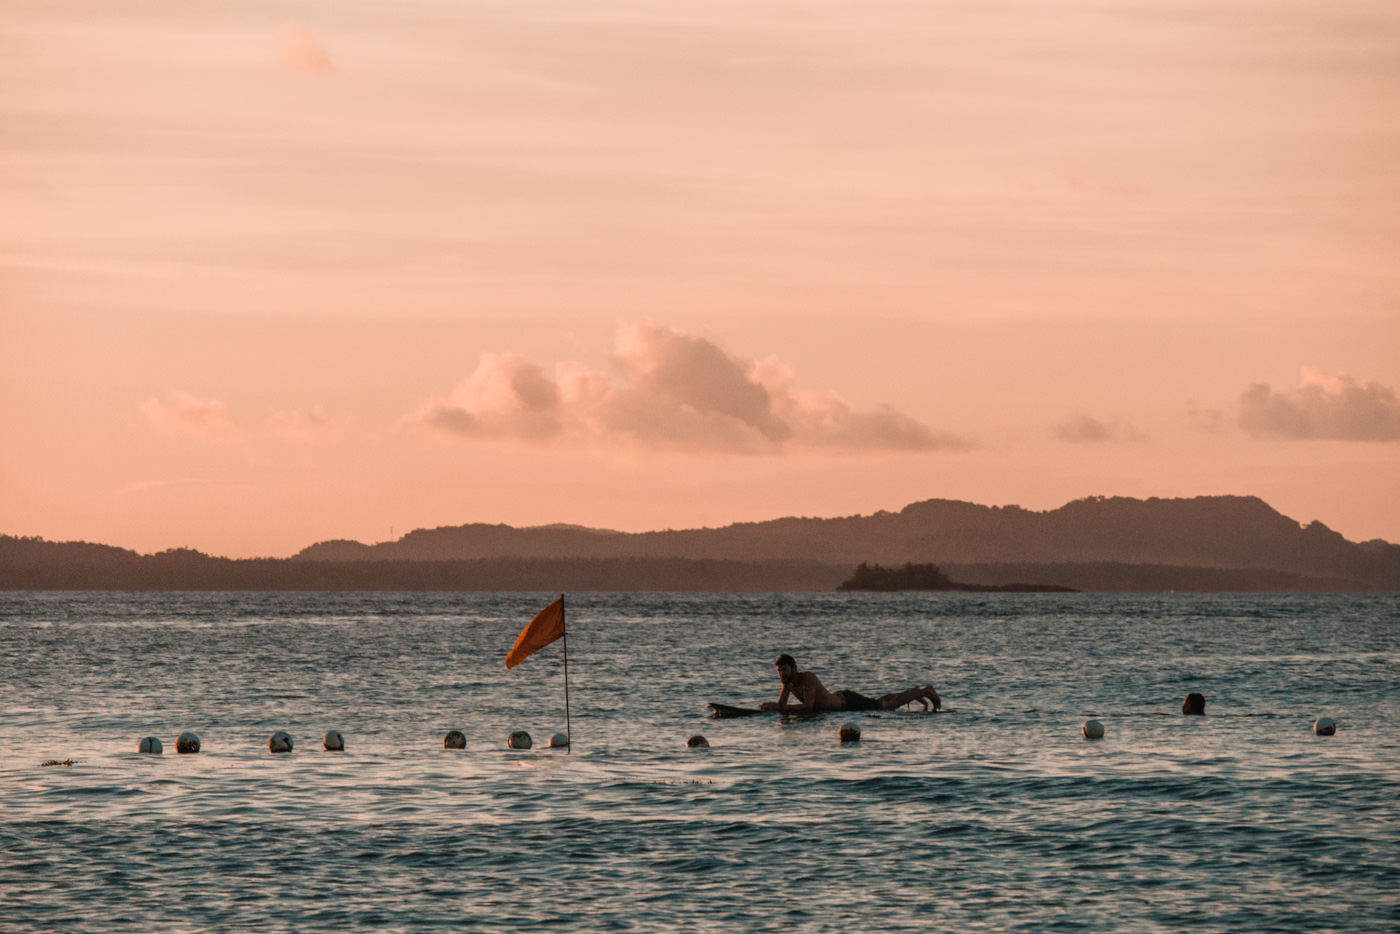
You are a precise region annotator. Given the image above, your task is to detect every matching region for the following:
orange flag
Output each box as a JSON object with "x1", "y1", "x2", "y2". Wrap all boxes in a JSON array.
[{"x1": 505, "y1": 598, "x2": 565, "y2": 669}]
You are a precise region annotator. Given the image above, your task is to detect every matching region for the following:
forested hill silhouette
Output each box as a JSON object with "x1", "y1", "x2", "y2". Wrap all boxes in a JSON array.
[
  {"x1": 4, "y1": 496, "x2": 1397, "y2": 591},
  {"x1": 292, "y1": 496, "x2": 1398, "y2": 591}
]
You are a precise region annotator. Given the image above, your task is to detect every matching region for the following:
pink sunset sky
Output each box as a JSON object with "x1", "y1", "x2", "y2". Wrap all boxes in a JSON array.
[{"x1": 2, "y1": 0, "x2": 1397, "y2": 559}]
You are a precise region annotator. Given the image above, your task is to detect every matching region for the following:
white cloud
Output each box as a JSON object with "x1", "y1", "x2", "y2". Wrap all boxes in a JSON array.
[
  {"x1": 141, "y1": 392, "x2": 239, "y2": 440},
  {"x1": 1239, "y1": 367, "x2": 1400, "y2": 442},
  {"x1": 415, "y1": 322, "x2": 966, "y2": 453}
]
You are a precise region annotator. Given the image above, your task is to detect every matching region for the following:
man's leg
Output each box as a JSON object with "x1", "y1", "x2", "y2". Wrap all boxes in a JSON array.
[{"x1": 877, "y1": 686, "x2": 940, "y2": 711}]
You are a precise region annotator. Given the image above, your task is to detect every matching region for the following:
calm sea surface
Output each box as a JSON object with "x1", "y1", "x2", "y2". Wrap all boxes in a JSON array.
[{"x1": 1, "y1": 592, "x2": 1397, "y2": 932}]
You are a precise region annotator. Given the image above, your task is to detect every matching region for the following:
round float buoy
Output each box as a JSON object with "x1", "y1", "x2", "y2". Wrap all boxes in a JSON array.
[
  {"x1": 138, "y1": 736, "x2": 163, "y2": 754},
  {"x1": 443, "y1": 730, "x2": 467, "y2": 749},
  {"x1": 269, "y1": 731, "x2": 293, "y2": 754},
  {"x1": 507, "y1": 730, "x2": 533, "y2": 750},
  {"x1": 686, "y1": 735, "x2": 709, "y2": 749},
  {"x1": 1313, "y1": 717, "x2": 1336, "y2": 736},
  {"x1": 547, "y1": 732, "x2": 569, "y2": 749},
  {"x1": 1182, "y1": 693, "x2": 1206, "y2": 716},
  {"x1": 323, "y1": 730, "x2": 344, "y2": 751},
  {"x1": 838, "y1": 723, "x2": 861, "y2": 743},
  {"x1": 176, "y1": 732, "x2": 200, "y2": 754},
  {"x1": 1082, "y1": 719, "x2": 1104, "y2": 740}
]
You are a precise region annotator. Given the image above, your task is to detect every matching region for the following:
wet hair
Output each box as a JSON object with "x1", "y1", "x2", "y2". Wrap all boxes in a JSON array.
[{"x1": 774, "y1": 654, "x2": 796, "y2": 670}]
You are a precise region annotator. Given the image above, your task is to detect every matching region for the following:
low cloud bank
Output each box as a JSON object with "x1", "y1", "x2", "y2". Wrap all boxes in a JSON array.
[
  {"x1": 1239, "y1": 367, "x2": 1400, "y2": 442},
  {"x1": 418, "y1": 322, "x2": 966, "y2": 454}
]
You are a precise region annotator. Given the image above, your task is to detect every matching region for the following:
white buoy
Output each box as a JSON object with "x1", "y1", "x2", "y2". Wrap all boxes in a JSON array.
[
  {"x1": 838, "y1": 723, "x2": 861, "y2": 743},
  {"x1": 1314, "y1": 717, "x2": 1336, "y2": 736},
  {"x1": 547, "y1": 732, "x2": 569, "y2": 749},
  {"x1": 176, "y1": 732, "x2": 200, "y2": 754},
  {"x1": 1082, "y1": 719, "x2": 1105, "y2": 740},
  {"x1": 507, "y1": 730, "x2": 533, "y2": 750},
  {"x1": 323, "y1": 730, "x2": 344, "y2": 751},
  {"x1": 138, "y1": 736, "x2": 163, "y2": 754},
  {"x1": 686, "y1": 735, "x2": 709, "y2": 749},
  {"x1": 269, "y1": 731, "x2": 293, "y2": 754},
  {"x1": 443, "y1": 730, "x2": 467, "y2": 749}
]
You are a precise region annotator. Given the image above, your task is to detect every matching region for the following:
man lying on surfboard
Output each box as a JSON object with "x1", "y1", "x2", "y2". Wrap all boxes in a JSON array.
[{"x1": 760, "y1": 654, "x2": 941, "y2": 714}]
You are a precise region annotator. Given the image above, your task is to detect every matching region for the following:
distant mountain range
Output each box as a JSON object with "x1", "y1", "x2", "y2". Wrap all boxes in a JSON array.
[
  {"x1": 292, "y1": 496, "x2": 1397, "y2": 590},
  {"x1": 3, "y1": 496, "x2": 1397, "y2": 591}
]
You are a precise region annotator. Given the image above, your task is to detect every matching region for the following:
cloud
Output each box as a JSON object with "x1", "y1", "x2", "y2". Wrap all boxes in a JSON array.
[
  {"x1": 1053, "y1": 414, "x2": 1144, "y2": 444},
  {"x1": 423, "y1": 353, "x2": 564, "y2": 442},
  {"x1": 1238, "y1": 367, "x2": 1400, "y2": 442},
  {"x1": 141, "y1": 392, "x2": 239, "y2": 440},
  {"x1": 415, "y1": 322, "x2": 966, "y2": 454},
  {"x1": 268, "y1": 406, "x2": 345, "y2": 442},
  {"x1": 278, "y1": 25, "x2": 334, "y2": 76},
  {"x1": 614, "y1": 323, "x2": 792, "y2": 444}
]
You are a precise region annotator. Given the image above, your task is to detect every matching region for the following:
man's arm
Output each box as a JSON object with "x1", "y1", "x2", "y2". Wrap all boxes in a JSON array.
[
  {"x1": 760, "y1": 673, "x2": 822, "y2": 713},
  {"x1": 759, "y1": 684, "x2": 792, "y2": 712}
]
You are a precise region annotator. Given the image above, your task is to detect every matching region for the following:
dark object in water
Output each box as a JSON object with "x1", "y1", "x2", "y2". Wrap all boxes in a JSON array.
[
  {"x1": 837, "y1": 562, "x2": 1076, "y2": 593},
  {"x1": 443, "y1": 730, "x2": 467, "y2": 749},
  {"x1": 39, "y1": 759, "x2": 75, "y2": 767},
  {"x1": 1183, "y1": 692, "x2": 1206, "y2": 715},
  {"x1": 686, "y1": 735, "x2": 709, "y2": 748},
  {"x1": 838, "y1": 723, "x2": 861, "y2": 743}
]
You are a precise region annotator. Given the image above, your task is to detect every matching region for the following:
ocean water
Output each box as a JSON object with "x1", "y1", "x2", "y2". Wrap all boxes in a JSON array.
[{"x1": 1, "y1": 591, "x2": 1396, "y2": 932}]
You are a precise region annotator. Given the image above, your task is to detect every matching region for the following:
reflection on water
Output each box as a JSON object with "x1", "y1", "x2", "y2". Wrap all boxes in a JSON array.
[{"x1": 1, "y1": 592, "x2": 1397, "y2": 931}]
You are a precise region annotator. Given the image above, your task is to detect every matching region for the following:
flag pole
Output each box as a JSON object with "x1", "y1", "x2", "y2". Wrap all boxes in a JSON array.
[{"x1": 560, "y1": 593, "x2": 572, "y2": 753}]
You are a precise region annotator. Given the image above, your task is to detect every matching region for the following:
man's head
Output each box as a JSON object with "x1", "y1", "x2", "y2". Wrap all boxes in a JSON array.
[{"x1": 774, "y1": 654, "x2": 797, "y2": 684}]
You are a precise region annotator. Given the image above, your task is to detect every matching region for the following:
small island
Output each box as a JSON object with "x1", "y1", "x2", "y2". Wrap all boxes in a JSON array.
[{"x1": 836, "y1": 562, "x2": 1077, "y2": 593}]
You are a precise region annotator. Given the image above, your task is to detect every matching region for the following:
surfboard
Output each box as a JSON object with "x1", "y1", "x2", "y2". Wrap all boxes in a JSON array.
[
  {"x1": 707, "y1": 702, "x2": 953, "y2": 719},
  {"x1": 707, "y1": 702, "x2": 768, "y2": 719}
]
